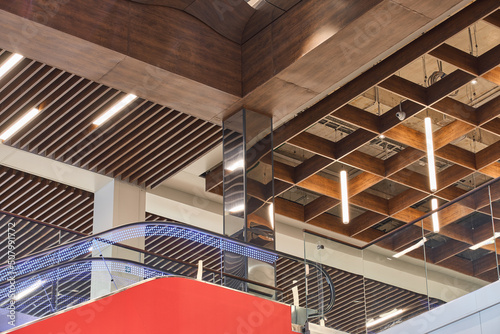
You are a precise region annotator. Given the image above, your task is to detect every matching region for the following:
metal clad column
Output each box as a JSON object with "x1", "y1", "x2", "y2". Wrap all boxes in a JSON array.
[{"x1": 223, "y1": 109, "x2": 275, "y2": 296}]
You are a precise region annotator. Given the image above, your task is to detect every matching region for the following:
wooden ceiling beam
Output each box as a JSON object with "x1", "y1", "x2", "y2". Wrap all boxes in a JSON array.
[
  {"x1": 384, "y1": 124, "x2": 426, "y2": 151},
  {"x1": 349, "y1": 211, "x2": 387, "y2": 237},
  {"x1": 430, "y1": 239, "x2": 471, "y2": 264},
  {"x1": 304, "y1": 196, "x2": 340, "y2": 222},
  {"x1": 429, "y1": 97, "x2": 477, "y2": 126},
  {"x1": 433, "y1": 120, "x2": 475, "y2": 150},
  {"x1": 378, "y1": 76, "x2": 426, "y2": 105},
  {"x1": 288, "y1": 132, "x2": 336, "y2": 160},
  {"x1": 476, "y1": 95, "x2": 500, "y2": 125},
  {"x1": 476, "y1": 140, "x2": 500, "y2": 170},
  {"x1": 385, "y1": 147, "x2": 425, "y2": 177},
  {"x1": 435, "y1": 144, "x2": 476, "y2": 170},
  {"x1": 350, "y1": 192, "x2": 388, "y2": 216},
  {"x1": 428, "y1": 44, "x2": 479, "y2": 75},
  {"x1": 479, "y1": 163, "x2": 500, "y2": 179},
  {"x1": 481, "y1": 118, "x2": 500, "y2": 136},
  {"x1": 332, "y1": 105, "x2": 379, "y2": 133},
  {"x1": 379, "y1": 100, "x2": 424, "y2": 133},
  {"x1": 478, "y1": 44, "x2": 500, "y2": 76},
  {"x1": 294, "y1": 155, "x2": 333, "y2": 184},
  {"x1": 388, "y1": 188, "x2": 428, "y2": 216},
  {"x1": 427, "y1": 70, "x2": 475, "y2": 105},
  {"x1": 272, "y1": 0, "x2": 500, "y2": 148},
  {"x1": 483, "y1": 9, "x2": 500, "y2": 28}
]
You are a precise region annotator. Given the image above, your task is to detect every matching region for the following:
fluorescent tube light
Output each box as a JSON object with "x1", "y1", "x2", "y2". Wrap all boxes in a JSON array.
[
  {"x1": 93, "y1": 94, "x2": 137, "y2": 126},
  {"x1": 269, "y1": 203, "x2": 274, "y2": 229},
  {"x1": 340, "y1": 170, "x2": 349, "y2": 224},
  {"x1": 366, "y1": 309, "x2": 404, "y2": 328},
  {"x1": 0, "y1": 108, "x2": 41, "y2": 141},
  {"x1": 470, "y1": 232, "x2": 500, "y2": 250},
  {"x1": 0, "y1": 53, "x2": 23, "y2": 79},
  {"x1": 424, "y1": 118, "x2": 437, "y2": 191},
  {"x1": 229, "y1": 204, "x2": 245, "y2": 214},
  {"x1": 226, "y1": 159, "x2": 244, "y2": 172},
  {"x1": 14, "y1": 280, "x2": 45, "y2": 301},
  {"x1": 431, "y1": 198, "x2": 439, "y2": 233},
  {"x1": 425, "y1": 117, "x2": 437, "y2": 191},
  {"x1": 393, "y1": 238, "x2": 427, "y2": 258}
]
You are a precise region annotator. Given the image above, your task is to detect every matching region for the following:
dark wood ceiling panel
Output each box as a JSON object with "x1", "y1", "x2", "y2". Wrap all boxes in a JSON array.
[
  {"x1": 0, "y1": 50, "x2": 222, "y2": 188},
  {"x1": 0, "y1": 166, "x2": 93, "y2": 234}
]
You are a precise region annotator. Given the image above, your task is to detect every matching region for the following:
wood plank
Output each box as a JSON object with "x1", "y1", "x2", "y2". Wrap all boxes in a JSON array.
[
  {"x1": 473, "y1": 253, "x2": 499, "y2": 276},
  {"x1": 433, "y1": 120, "x2": 475, "y2": 150},
  {"x1": 288, "y1": 132, "x2": 335, "y2": 159},
  {"x1": 430, "y1": 97, "x2": 477, "y2": 126},
  {"x1": 479, "y1": 162, "x2": 500, "y2": 178},
  {"x1": 384, "y1": 124, "x2": 426, "y2": 151},
  {"x1": 379, "y1": 75, "x2": 427, "y2": 105},
  {"x1": 430, "y1": 239, "x2": 470, "y2": 264},
  {"x1": 476, "y1": 140, "x2": 500, "y2": 170},
  {"x1": 436, "y1": 164, "x2": 472, "y2": 190},
  {"x1": 426, "y1": 70, "x2": 475, "y2": 105},
  {"x1": 481, "y1": 118, "x2": 500, "y2": 136},
  {"x1": 483, "y1": 9, "x2": 500, "y2": 28},
  {"x1": 429, "y1": 44, "x2": 478, "y2": 75},
  {"x1": 436, "y1": 144, "x2": 476, "y2": 170},
  {"x1": 482, "y1": 66, "x2": 500, "y2": 85},
  {"x1": 304, "y1": 196, "x2": 340, "y2": 222},
  {"x1": 476, "y1": 95, "x2": 500, "y2": 125},
  {"x1": 390, "y1": 168, "x2": 429, "y2": 193},
  {"x1": 341, "y1": 151, "x2": 385, "y2": 176},
  {"x1": 273, "y1": 160, "x2": 295, "y2": 183},
  {"x1": 351, "y1": 192, "x2": 388, "y2": 215},
  {"x1": 385, "y1": 147, "x2": 425, "y2": 176},
  {"x1": 478, "y1": 44, "x2": 500, "y2": 76},
  {"x1": 275, "y1": 197, "x2": 304, "y2": 222},
  {"x1": 333, "y1": 105, "x2": 379, "y2": 133},
  {"x1": 439, "y1": 257, "x2": 473, "y2": 276},
  {"x1": 349, "y1": 211, "x2": 387, "y2": 236},
  {"x1": 379, "y1": 100, "x2": 424, "y2": 133},
  {"x1": 348, "y1": 173, "x2": 383, "y2": 197},
  {"x1": 294, "y1": 155, "x2": 333, "y2": 183},
  {"x1": 388, "y1": 188, "x2": 428, "y2": 215},
  {"x1": 308, "y1": 213, "x2": 349, "y2": 236},
  {"x1": 335, "y1": 129, "x2": 377, "y2": 159},
  {"x1": 297, "y1": 174, "x2": 340, "y2": 199}
]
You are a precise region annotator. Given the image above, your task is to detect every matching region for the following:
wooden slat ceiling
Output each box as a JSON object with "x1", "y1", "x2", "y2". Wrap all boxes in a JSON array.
[
  {"x1": 0, "y1": 50, "x2": 222, "y2": 189},
  {"x1": 0, "y1": 166, "x2": 93, "y2": 234},
  {"x1": 205, "y1": 7, "x2": 500, "y2": 281}
]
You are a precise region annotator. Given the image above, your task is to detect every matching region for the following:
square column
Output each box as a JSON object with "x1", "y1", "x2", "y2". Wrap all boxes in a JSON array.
[
  {"x1": 91, "y1": 179, "x2": 146, "y2": 298},
  {"x1": 223, "y1": 109, "x2": 275, "y2": 295}
]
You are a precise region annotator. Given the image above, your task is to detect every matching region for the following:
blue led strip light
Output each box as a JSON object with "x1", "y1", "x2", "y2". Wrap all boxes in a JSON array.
[
  {"x1": 0, "y1": 224, "x2": 279, "y2": 280},
  {"x1": 0, "y1": 260, "x2": 168, "y2": 314}
]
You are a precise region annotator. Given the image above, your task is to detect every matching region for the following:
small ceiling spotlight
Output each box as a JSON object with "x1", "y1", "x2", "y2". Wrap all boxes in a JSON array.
[{"x1": 471, "y1": 79, "x2": 478, "y2": 85}]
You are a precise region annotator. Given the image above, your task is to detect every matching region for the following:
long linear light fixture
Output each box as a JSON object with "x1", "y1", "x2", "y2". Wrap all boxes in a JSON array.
[
  {"x1": 425, "y1": 117, "x2": 437, "y2": 192},
  {"x1": 366, "y1": 309, "x2": 404, "y2": 328},
  {"x1": 93, "y1": 93, "x2": 137, "y2": 126},
  {"x1": 431, "y1": 198, "x2": 439, "y2": 233},
  {"x1": 0, "y1": 108, "x2": 41, "y2": 141},
  {"x1": 470, "y1": 232, "x2": 500, "y2": 250},
  {"x1": 340, "y1": 170, "x2": 349, "y2": 224},
  {"x1": 393, "y1": 238, "x2": 427, "y2": 258},
  {"x1": 0, "y1": 53, "x2": 23, "y2": 78}
]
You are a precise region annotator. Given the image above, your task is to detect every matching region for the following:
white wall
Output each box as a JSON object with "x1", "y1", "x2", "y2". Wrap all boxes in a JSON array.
[{"x1": 380, "y1": 279, "x2": 500, "y2": 334}]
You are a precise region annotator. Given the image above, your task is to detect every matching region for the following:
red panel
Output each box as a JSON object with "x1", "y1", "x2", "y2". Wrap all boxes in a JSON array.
[{"x1": 11, "y1": 277, "x2": 294, "y2": 334}]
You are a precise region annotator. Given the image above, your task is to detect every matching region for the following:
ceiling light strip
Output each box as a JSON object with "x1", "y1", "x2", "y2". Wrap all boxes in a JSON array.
[
  {"x1": 425, "y1": 117, "x2": 437, "y2": 192},
  {"x1": 0, "y1": 108, "x2": 41, "y2": 141},
  {"x1": 340, "y1": 170, "x2": 349, "y2": 224},
  {"x1": 470, "y1": 232, "x2": 500, "y2": 250},
  {"x1": 393, "y1": 238, "x2": 427, "y2": 258},
  {"x1": 431, "y1": 198, "x2": 439, "y2": 233},
  {"x1": 0, "y1": 53, "x2": 23, "y2": 79},
  {"x1": 93, "y1": 93, "x2": 137, "y2": 126}
]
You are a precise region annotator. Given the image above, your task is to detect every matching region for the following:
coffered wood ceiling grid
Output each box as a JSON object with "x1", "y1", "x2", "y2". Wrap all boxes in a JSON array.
[
  {"x1": 205, "y1": 3, "x2": 500, "y2": 281},
  {"x1": 0, "y1": 52, "x2": 222, "y2": 189}
]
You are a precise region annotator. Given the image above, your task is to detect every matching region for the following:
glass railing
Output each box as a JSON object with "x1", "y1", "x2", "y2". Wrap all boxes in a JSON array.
[
  {"x1": 0, "y1": 213, "x2": 335, "y2": 330},
  {"x1": 304, "y1": 177, "x2": 500, "y2": 333}
]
